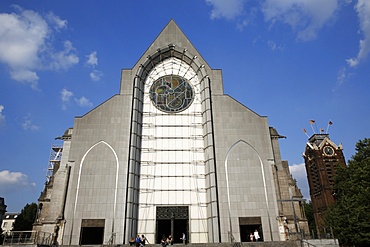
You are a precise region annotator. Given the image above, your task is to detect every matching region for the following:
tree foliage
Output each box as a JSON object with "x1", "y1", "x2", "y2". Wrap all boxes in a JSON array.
[
  {"x1": 325, "y1": 138, "x2": 370, "y2": 247},
  {"x1": 303, "y1": 201, "x2": 317, "y2": 237},
  {"x1": 13, "y1": 203, "x2": 37, "y2": 231}
]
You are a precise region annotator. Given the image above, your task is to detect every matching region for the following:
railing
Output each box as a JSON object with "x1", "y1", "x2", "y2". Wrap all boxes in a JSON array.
[
  {"x1": 228, "y1": 231, "x2": 242, "y2": 247},
  {"x1": 106, "y1": 232, "x2": 116, "y2": 246},
  {"x1": 296, "y1": 238, "x2": 317, "y2": 247},
  {"x1": 2, "y1": 231, "x2": 53, "y2": 246}
]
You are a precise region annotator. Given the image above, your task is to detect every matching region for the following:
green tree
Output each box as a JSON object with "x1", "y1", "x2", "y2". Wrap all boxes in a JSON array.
[
  {"x1": 325, "y1": 138, "x2": 370, "y2": 247},
  {"x1": 13, "y1": 203, "x2": 37, "y2": 231},
  {"x1": 303, "y1": 201, "x2": 317, "y2": 237}
]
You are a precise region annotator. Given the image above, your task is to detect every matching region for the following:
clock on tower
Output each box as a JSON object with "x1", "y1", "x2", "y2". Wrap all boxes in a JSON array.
[{"x1": 303, "y1": 133, "x2": 346, "y2": 238}]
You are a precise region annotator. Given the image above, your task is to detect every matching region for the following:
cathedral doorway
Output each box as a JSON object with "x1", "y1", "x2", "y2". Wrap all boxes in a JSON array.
[
  {"x1": 156, "y1": 206, "x2": 189, "y2": 244},
  {"x1": 79, "y1": 219, "x2": 105, "y2": 245},
  {"x1": 238, "y1": 217, "x2": 263, "y2": 242}
]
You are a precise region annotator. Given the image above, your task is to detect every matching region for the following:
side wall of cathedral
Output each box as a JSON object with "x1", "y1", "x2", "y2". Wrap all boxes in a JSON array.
[
  {"x1": 212, "y1": 95, "x2": 280, "y2": 241},
  {"x1": 62, "y1": 95, "x2": 133, "y2": 245}
]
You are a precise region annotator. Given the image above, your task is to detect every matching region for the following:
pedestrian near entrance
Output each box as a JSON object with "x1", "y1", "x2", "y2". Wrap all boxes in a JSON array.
[
  {"x1": 249, "y1": 232, "x2": 254, "y2": 242},
  {"x1": 129, "y1": 237, "x2": 135, "y2": 246},
  {"x1": 135, "y1": 235, "x2": 141, "y2": 247},
  {"x1": 254, "y1": 229, "x2": 260, "y2": 242},
  {"x1": 181, "y1": 232, "x2": 186, "y2": 245},
  {"x1": 161, "y1": 235, "x2": 168, "y2": 247},
  {"x1": 141, "y1": 235, "x2": 149, "y2": 246},
  {"x1": 167, "y1": 235, "x2": 173, "y2": 245}
]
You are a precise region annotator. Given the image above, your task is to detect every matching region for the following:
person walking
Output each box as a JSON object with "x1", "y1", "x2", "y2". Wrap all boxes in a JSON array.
[
  {"x1": 254, "y1": 229, "x2": 260, "y2": 242},
  {"x1": 141, "y1": 235, "x2": 149, "y2": 246}
]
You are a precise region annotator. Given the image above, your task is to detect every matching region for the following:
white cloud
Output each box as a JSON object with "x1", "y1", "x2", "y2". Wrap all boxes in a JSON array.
[
  {"x1": 346, "y1": 0, "x2": 370, "y2": 67},
  {"x1": 205, "y1": 0, "x2": 339, "y2": 41},
  {"x1": 237, "y1": 19, "x2": 250, "y2": 30},
  {"x1": 0, "y1": 7, "x2": 48, "y2": 88},
  {"x1": 289, "y1": 163, "x2": 310, "y2": 200},
  {"x1": 86, "y1": 52, "x2": 102, "y2": 81},
  {"x1": 86, "y1": 51, "x2": 98, "y2": 67},
  {"x1": 0, "y1": 6, "x2": 78, "y2": 89},
  {"x1": 262, "y1": 0, "x2": 339, "y2": 41},
  {"x1": 47, "y1": 12, "x2": 68, "y2": 30},
  {"x1": 75, "y1": 96, "x2": 93, "y2": 107},
  {"x1": 236, "y1": 7, "x2": 258, "y2": 31},
  {"x1": 49, "y1": 40, "x2": 79, "y2": 70},
  {"x1": 206, "y1": 0, "x2": 246, "y2": 19},
  {"x1": 60, "y1": 88, "x2": 74, "y2": 110},
  {"x1": 60, "y1": 89, "x2": 92, "y2": 109},
  {"x1": 9, "y1": 69, "x2": 39, "y2": 89},
  {"x1": 267, "y1": 40, "x2": 284, "y2": 51},
  {"x1": 90, "y1": 70, "x2": 103, "y2": 81},
  {"x1": 61, "y1": 88, "x2": 74, "y2": 102},
  {"x1": 0, "y1": 170, "x2": 36, "y2": 193},
  {"x1": 333, "y1": 67, "x2": 347, "y2": 91},
  {"x1": 0, "y1": 105, "x2": 5, "y2": 125},
  {"x1": 22, "y1": 114, "x2": 39, "y2": 131}
]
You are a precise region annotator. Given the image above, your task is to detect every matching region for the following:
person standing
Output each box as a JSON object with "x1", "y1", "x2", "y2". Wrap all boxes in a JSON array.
[
  {"x1": 249, "y1": 232, "x2": 254, "y2": 242},
  {"x1": 135, "y1": 235, "x2": 141, "y2": 247},
  {"x1": 181, "y1": 232, "x2": 186, "y2": 245},
  {"x1": 254, "y1": 229, "x2": 260, "y2": 242}
]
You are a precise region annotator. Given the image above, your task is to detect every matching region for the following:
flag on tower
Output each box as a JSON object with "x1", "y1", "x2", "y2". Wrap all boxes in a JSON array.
[
  {"x1": 302, "y1": 128, "x2": 309, "y2": 137},
  {"x1": 326, "y1": 120, "x2": 333, "y2": 133}
]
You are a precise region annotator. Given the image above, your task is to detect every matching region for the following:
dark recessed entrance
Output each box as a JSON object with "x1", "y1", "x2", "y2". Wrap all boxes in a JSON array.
[
  {"x1": 156, "y1": 206, "x2": 188, "y2": 244},
  {"x1": 79, "y1": 219, "x2": 105, "y2": 245},
  {"x1": 239, "y1": 217, "x2": 263, "y2": 242}
]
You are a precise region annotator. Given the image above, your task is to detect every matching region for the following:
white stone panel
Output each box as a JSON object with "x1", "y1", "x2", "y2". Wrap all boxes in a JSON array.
[{"x1": 138, "y1": 58, "x2": 208, "y2": 243}]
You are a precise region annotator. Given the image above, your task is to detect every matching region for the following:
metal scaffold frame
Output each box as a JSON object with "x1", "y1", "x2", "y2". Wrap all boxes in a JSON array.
[{"x1": 46, "y1": 145, "x2": 63, "y2": 183}]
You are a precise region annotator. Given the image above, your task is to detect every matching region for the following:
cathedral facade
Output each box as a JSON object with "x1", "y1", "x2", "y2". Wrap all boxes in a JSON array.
[{"x1": 33, "y1": 20, "x2": 308, "y2": 245}]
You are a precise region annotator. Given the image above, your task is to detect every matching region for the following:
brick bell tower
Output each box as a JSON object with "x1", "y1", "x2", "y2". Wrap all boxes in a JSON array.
[{"x1": 302, "y1": 121, "x2": 346, "y2": 237}]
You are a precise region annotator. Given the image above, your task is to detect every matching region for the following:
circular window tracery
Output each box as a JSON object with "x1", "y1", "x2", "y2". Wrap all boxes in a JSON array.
[{"x1": 149, "y1": 75, "x2": 194, "y2": 113}]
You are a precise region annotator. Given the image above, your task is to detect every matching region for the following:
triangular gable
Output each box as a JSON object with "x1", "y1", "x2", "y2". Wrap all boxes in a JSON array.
[
  {"x1": 318, "y1": 137, "x2": 340, "y2": 150},
  {"x1": 120, "y1": 19, "x2": 224, "y2": 95},
  {"x1": 133, "y1": 19, "x2": 210, "y2": 71}
]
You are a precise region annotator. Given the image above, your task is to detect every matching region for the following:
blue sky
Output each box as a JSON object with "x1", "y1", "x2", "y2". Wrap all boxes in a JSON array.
[{"x1": 1, "y1": 0, "x2": 369, "y2": 213}]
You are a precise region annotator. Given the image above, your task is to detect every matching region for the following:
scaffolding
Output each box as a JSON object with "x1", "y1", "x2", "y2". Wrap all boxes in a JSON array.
[{"x1": 46, "y1": 145, "x2": 63, "y2": 183}]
